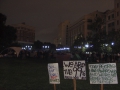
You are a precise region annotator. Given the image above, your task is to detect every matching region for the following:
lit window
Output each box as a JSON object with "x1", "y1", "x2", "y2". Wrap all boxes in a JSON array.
[{"x1": 45, "y1": 46, "x2": 47, "y2": 48}]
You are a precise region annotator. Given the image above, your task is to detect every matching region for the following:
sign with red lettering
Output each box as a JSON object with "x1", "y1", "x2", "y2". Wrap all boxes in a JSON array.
[
  {"x1": 48, "y1": 63, "x2": 60, "y2": 84},
  {"x1": 63, "y1": 61, "x2": 86, "y2": 80}
]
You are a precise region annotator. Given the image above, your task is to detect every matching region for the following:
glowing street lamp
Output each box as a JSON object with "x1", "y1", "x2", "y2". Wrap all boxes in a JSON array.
[
  {"x1": 85, "y1": 44, "x2": 89, "y2": 48},
  {"x1": 111, "y1": 42, "x2": 114, "y2": 45}
]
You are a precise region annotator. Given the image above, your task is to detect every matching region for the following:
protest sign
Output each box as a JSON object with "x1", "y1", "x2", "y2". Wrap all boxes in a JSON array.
[
  {"x1": 89, "y1": 63, "x2": 118, "y2": 84},
  {"x1": 48, "y1": 63, "x2": 60, "y2": 84},
  {"x1": 63, "y1": 61, "x2": 86, "y2": 80}
]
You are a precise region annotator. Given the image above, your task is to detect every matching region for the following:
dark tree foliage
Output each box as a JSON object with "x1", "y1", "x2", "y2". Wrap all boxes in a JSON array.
[
  {"x1": 90, "y1": 17, "x2": 104, "y2": 33},
  {"x1": 43, "y1": 42, "x2": 56, "y2": 51},
  {"x1": 0, "y1": 13, "x2": 6, "y2": 26},
  {"x1": 0, "y1": 13, "x2": 17, "y2": 51},
  {"x1": 112, "y1": 30, "x2": 120, "y2": 53},
  {"x1": 72, "y1": 33, "x2": 86, "y2": 52},
  {"x1": 89, "y1": 17, "x2": 105, "y2": 52},
  {"x1": 33, "y1": 40, "x2": 43, "y2": 50},
  {"x1": 73, "y1": 33, "x2": 85, "y2": 46},
  {"x1": 49, "y1": 43, "x2": 56, "y2": 51}
]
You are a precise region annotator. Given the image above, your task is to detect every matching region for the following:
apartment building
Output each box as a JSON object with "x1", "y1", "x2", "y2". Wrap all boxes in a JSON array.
[
  {"x1": 67, "y1": 11, "x2": 105, "y2": 46},
  {"x1": 54, "y1": 20, "x2": 70, "y2": 47},
  {"x1": 106, "y1": 0, "x2": 120, "y2": 33},
  {"x1": 114, "y1": 0, "x2": 120, "y2": 31},
  {"x1": 11, "y1": 22, "x2": 35, "y2": 46},
  {"x1": 106, "y1": 9, "x2": 115, "y2": 34},
  {"x1": 55, "y1": 0, "x2": 120, "y2": 47}
]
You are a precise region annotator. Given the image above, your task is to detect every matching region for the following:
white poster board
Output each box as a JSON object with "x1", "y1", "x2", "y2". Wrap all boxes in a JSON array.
[
  {"x1": 48, "y1": 63, "x2": 60, "y2": 84},
  {"x1": 89, "y1": 63, "x2": 118, "y2": 84},
  {"x1": 63, "y1": 61, "x2": 86, "y2": 80}
]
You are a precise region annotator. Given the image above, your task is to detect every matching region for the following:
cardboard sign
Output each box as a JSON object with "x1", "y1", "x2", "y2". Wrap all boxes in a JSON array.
[
  {"x1": 48, "y1": 63, "x2": 60, "y2": 84},
  {"x1": 63, "y1": 61, "x2": 86, "y2": 80},
  {"x1": 89, "y1": 63, "x2": 118, "y2": 84}
]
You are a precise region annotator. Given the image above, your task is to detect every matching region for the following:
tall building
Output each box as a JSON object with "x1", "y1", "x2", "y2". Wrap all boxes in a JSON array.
[
  {"x1": 11, "y1": 22, "x2": 35, "y2": 47},
  {"x1": 114, "y1": 0, "x2": 120, "y2": 31},
  {"x1": 68, "y1": 11, "x2": 105, "y2": 46},
  {"x1": 106, "y1": 9, "x2": 115, "y2": 34},
  {"x1": 54, "y1": 20, "x2": 70, "y2": 47},
  {"x1": 55, "y1": 0, "x2": 120, "y2": 47},
  {"x1": 67, "y1": 0, "x2": 120, "y2": 47},
  {"x1": 105, "y1": 0, "x2": 120, "y2": 34}
]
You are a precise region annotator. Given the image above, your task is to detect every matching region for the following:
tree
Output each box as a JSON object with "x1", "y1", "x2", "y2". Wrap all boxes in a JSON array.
[
  {"x1": 43, "y1": 42, "x2": 56, "y2": 52},
  {"x1": 33, "y1": 40, "x2": 43, "y2": 50},
  {"x1": 0, "y1": 13, "x2": 6, "y2": 26},
  {"x1": 90, "y1": 16, "x2": 105, "y2": 52},
  {"x1": 73, "y1": 33, "x2": 86, "y2": 52},
  {"x1": 49, "y1": 43, "x2": 56, "y2": 52},
  {"x1": 91, "y1": 17, "x2": 104, "y2": 33},
  {"x1": 74, "y1": 33, "x2": 85, "y2": 46},
  {"x1": 112, "y1": 30, "x2": 120, "y2": 53},
  {"x1": 0, "y1": 13, "x2": 6, "y2": 46},
  {"x1": 0, "y1": 13, "x2": 17, "y2": 51}
]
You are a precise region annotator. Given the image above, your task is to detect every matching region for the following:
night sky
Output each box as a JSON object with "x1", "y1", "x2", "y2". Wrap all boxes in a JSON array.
[{"x1": 0, "y1": 0, "x2": 114, "y2": 43}]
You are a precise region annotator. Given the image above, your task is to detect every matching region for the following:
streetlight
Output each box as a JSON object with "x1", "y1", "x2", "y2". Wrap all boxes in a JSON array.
[
  {"x1": 85, "y1": 44, "x2": 89, "y2": 48},
  {"x1": 111, "y1": 42, "x2": 114, "y2": 45}
]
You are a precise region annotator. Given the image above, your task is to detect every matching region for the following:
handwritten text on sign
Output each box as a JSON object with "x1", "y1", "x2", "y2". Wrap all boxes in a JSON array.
[
  {"x1": 63, "y1": 61, "x2": 86, "y2": 80},
  {"x1": 89, "y1": 63, "x2": 118, "y2": 84},
  {"x1": 48, "y1": 63, "x2": 60, "y2": 84}
]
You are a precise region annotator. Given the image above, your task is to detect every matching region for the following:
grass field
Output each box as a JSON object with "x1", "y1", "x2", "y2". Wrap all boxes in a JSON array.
[{"x1": 0, "y1": 58, "x2": 120, "y2": 90}]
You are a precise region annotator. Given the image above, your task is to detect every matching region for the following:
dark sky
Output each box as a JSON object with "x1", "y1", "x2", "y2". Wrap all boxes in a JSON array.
[{"x1": 0, "y1": 0, "x2": 114, "y2": 43}]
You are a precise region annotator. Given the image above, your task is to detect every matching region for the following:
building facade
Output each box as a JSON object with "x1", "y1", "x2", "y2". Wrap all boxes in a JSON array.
[
  {"x1": 11, "y1": 22, "x2": 35, "y2": 47},
  {"x1": 54, "y1": 20, "x2": 70, "y2": 47},
  {"x1": 67, "y1": 0, "x2": 120, "y2": 47},
  {"x1": 114, "y1": 0, "x2": 120, "y2": 31},
  {"x1": 54, "y1": 0, "x2": 120, "y2": 48},
  {"x1": 68, "y1": 11, "x2": 104, "y2": 46},
  {"x1": 106, "y1": 0, "x2": 120, "y2": 33},
  {"x1": 106, "y1": 9, "x2": 115, "y2": 34}
]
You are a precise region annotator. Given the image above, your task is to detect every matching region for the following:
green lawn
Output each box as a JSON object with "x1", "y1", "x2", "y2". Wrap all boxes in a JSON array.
[{"x1": 0, "y1": 58, "x2": 120, "y2": 90}]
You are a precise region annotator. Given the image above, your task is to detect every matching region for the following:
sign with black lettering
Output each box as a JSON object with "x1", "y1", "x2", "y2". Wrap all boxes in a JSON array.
[
  {"x1": 63, "y1": 61, "x2": 86, "y2": 80},
  {"x1": 48, "y1": 63, "x2": 60, "y2": 84},
  {"x1": 89, "y1": 63, "x2": 118, "y2": 84}
]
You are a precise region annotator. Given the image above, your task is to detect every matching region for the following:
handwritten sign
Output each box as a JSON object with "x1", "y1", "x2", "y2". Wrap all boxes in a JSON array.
[
  {"x1": 89, "y1": 63, "x2": 118, "y2": 84},
  {"x1": 48, "y1": 63, "x2": 60, "y2": 84},
  {"x1": 63, "y1": 61, "x2": 86, "y2": 80}
]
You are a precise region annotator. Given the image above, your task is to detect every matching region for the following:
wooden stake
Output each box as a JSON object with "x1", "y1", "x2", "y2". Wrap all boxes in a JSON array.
[
  {"x1": 53, "y1": 84, "x2": 56, "y2": 90},
  {"x1": 73, "y1": 79, "x2": 76, "y2": 90},
  {"x1": 101, "y1": 84, "x2": 103, "y2": 90}
]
